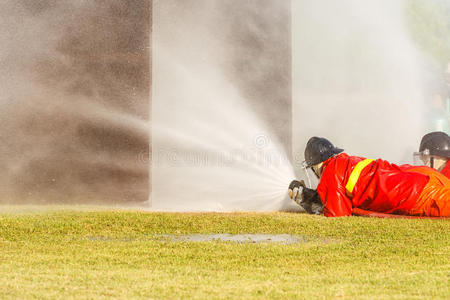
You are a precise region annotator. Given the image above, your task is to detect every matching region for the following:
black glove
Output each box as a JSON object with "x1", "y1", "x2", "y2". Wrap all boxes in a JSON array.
[
  {"x1": 301, "y1": 188, "x2": 323, "y2": 215},
  {"x1": 288, "y1": 179, "x2": 323, "y2": 214}
]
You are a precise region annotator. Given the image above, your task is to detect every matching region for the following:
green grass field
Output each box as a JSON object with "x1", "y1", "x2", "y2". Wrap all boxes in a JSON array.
[{"x1": 0, "y1": 207, "x2": 448, "y2": 299}]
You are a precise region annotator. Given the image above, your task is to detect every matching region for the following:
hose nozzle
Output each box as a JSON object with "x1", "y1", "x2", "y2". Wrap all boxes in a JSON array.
[{"x1": 288, "y1": 179, "x2": 306, "y2": 200}]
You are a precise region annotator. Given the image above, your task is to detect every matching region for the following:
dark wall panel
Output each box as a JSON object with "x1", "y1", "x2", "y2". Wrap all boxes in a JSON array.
[{"x1": 0, "y1": 0, "x2": 151, "y2": 204}]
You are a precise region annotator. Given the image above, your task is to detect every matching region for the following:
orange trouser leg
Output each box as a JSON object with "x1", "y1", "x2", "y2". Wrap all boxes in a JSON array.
[{"x1": 408, "y1": 167, "x2": 450, "y2": 217}]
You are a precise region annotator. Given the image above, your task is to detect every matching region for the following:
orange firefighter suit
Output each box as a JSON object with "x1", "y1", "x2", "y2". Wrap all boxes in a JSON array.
[
  {"x1": 317, "y1": 153, "x2": 450, "y2": 217},
  {"x1": 440, "y1": 160, "x2": 450, "y2": 179}
]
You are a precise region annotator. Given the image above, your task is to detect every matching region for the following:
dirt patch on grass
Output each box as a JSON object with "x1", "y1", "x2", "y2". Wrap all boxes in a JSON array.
[{"x1": 158, "y1": 234, "x2": 305, "y2": 244}]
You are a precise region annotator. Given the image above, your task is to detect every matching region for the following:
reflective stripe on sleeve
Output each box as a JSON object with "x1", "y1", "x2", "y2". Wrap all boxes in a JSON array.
[{"x1": 345, "y1": 159, "x2": 375, "y2": 197}]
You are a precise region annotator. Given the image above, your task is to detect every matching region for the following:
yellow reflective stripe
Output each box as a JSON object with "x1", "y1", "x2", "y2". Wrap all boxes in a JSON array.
[{"x1": 345, "y1": 159, "x2": 374, "y2": 197}]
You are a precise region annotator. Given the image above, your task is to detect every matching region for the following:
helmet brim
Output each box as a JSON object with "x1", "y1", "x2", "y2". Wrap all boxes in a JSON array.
[
  {"x1": 305, "y1": 147, "x2": 344, "y2": 168},
  {"x1": 430, "y1": 149, "x2": 450, "y2": 159}
]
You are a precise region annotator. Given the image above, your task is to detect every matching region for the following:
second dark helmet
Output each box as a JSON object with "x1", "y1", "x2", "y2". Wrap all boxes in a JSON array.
[{"x1": 419, "y1": 131, "x2": 450, "y2": 158}]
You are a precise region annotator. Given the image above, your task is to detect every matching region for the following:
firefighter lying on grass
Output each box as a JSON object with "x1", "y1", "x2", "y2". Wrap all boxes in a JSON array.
[{"x1": 289, "y1": 137, "x2": 450, "y2": 217}]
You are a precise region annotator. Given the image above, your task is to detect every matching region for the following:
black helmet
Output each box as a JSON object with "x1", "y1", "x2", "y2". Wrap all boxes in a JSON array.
[
  {"x1": 304, "y1": 137, "x2": 344, "y2": 167},
  {"x1": 419, "y1": 132, "x2": 450, "y2": 158}
]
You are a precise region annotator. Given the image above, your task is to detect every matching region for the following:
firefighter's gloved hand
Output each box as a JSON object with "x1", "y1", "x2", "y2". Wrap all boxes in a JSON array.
[
  {"x1": 288, "y1": 180, "x2": 306, "y2": 204},
  {"x1": 289, "y1": 180, "x2": 323, "y2": 214}
]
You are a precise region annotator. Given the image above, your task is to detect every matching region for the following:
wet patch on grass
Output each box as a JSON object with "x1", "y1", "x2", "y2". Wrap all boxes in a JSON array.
[{"x1": 159, "y1": 233, "x2": 305, "y2": 244}]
